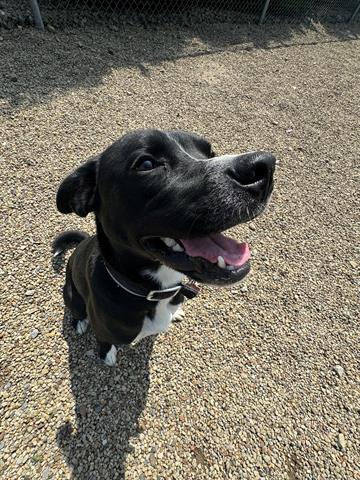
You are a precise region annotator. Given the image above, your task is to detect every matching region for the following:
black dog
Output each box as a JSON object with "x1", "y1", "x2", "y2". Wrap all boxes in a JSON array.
[{"x1": 53, "y1": 130, "x2": 275, "y2": 365}]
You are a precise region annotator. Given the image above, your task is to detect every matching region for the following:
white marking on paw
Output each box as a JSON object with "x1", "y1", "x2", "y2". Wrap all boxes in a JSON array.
[
  {"x1": 131, "y1": 337, "x2": 140, "y2": 346},
  {"x1": 104, "y1": 345, "x2": 117, "y2": 366},
  {"x1": 76, "y1": 318, "x2": 89, "y2": 335},
  {"x1": 172, "y1": 307, "x2": 185, "y2": 322}
]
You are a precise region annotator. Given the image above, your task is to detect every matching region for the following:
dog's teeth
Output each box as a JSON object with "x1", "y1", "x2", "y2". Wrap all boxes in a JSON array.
[
  {"x1": 227, "y1": 265, "x2": 236, "y2": 271},
  {"x1": 217, "y1": 256, "x2": 226, "y2": 269},
  {"x1": 160, "y1": 237, "x2": 184, "y2": 252},
  {"x1": 172, "y1": 243, "x2": 184, "y2": 252},
  {"x1": 161, "y1": 237, "x2": 176, "y2": 248}
]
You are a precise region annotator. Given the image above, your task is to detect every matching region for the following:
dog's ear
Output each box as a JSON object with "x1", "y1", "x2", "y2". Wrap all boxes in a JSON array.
[{"x1": 56, "y1": 155, "x2": 99, "y2": 217}]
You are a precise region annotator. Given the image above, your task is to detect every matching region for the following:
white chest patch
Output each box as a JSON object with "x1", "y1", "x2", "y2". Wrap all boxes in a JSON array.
[
  {"x1": 131, "y1": 266, "x2": 184, "y2": 345},
  {"x1": 146, "y1": 265, "x2": 184, "y2": 288}
]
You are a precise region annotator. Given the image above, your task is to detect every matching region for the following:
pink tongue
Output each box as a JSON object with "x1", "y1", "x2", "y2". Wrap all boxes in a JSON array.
[{"x1": 180, "y1": 233, "x2": 250, "y2": 267}]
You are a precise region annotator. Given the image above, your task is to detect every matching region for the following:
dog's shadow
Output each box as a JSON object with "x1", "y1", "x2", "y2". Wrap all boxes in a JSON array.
[{"x1": 56, "y1": 308, "x2": 154, "y2": 480}]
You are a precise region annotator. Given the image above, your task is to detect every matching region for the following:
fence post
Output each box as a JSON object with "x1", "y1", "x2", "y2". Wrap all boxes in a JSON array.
[
  {"x1": 349, "y1": 1, "x2": 360, "y2": 22},
  {"x1": 259, "y1": 0, "x2": 271, "y2": 24},
  {"x1": 259, "y1": 0, "x2": 270, "y2": 25},
  {"x1": 30, "y1": 0, "x2": 45, "y2": 30}
]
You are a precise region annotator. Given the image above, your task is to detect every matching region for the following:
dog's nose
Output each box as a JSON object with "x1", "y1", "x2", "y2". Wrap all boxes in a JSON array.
[{"x1": 230, "y1": 152, "x2": 276, "y2": 199}]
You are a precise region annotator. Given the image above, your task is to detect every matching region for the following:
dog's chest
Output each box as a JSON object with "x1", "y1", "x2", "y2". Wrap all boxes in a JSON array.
[{"x1": 132, "y1": 266, "x2": 184, "y2": 344}]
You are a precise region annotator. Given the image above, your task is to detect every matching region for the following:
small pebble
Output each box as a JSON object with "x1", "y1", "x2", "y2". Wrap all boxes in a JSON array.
[
  {"x1": 333, "y1": 365, "x2": 345, "y2": 378},
  {"x1": 16, "y1": 455, "x2": 27, "y2": 465},
  {"x1": 30, "y1": 329, "x2": 39, "y2": 339},
  {"x1": 42, "y1": 467, "x2": 53, "y2": 480},
  {"x1": 338, "y1": 433, "x2": 346, "y2": 451},
  {"x1": 79, "y1": 405, "x2": 87, "y2": 416}
]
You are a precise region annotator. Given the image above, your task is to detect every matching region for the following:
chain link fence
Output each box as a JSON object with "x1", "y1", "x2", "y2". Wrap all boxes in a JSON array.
[{"x1": 1, "y1": 0, "x2": 359, "y2": 29}]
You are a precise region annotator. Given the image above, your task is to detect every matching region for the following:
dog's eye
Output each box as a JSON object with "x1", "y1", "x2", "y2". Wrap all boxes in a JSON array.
[{"x1": 134, "y1": 156, "x2": 157, "y2": 171}]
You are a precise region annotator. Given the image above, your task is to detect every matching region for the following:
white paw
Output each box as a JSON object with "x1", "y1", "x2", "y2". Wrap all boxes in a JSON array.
[
  {"x1": 172, "y1": 308, "x2": 185, "y2": 322},
  {"x1": 104, "y1": 345, "x2": 117, "y2": 366},
  {"x1": 131, "y1": 336, "x2": 141, "y2": 346},
  {"x1": 76, "y1": 318, "x2": 89, "y2": 335}
]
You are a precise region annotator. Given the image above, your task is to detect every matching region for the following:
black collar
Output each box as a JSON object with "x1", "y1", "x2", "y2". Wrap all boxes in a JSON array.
[{"x1": 104, "y1": 262, "x2": 199, "y2": 302}]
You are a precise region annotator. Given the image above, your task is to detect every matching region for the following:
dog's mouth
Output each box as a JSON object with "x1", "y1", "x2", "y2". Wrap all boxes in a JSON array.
[{"x1": 141, "y1": 231, "x2": 251, "y2": 285}]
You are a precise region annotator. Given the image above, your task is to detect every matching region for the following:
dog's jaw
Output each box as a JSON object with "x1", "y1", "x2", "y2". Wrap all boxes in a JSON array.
[{"x1": 141, "y1": 231, "x2": 251, "y2": 286}]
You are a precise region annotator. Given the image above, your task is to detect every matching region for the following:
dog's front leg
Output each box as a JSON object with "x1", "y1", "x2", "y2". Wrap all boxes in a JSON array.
[
  {"x1": 169, "y1": 292, "x2": 185, "y2": 323},
  {"x1": 98, "y1": 341, "x2": 117, "y2": 367}
]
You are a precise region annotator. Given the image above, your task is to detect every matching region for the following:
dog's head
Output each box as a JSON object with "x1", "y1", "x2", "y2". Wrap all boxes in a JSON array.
[{"x1": 57, "y1": 130, "x2": 275, "y2": 285}]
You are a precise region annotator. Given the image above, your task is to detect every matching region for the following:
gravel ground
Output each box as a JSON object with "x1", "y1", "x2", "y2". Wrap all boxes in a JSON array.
[{"x1": 1, "y1": 20, "x2": 359, "y2": 480}]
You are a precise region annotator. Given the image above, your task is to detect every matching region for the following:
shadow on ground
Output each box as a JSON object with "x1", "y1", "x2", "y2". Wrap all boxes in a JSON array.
[
  {"x1": 1, "y1": 19, "x2": 359, "y2": 111},
  {"x1": 56, "y1": 309, "x2": 154, "y2": 480}
]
